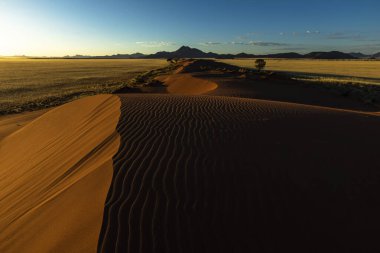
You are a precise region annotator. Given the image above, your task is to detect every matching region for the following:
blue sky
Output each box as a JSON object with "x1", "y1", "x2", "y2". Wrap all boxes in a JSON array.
[{"x1": 0, "y1": 0, "x2": 379, "y2": 56}]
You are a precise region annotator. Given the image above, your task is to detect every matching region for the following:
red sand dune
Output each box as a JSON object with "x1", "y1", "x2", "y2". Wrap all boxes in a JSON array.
[
  {"x1": 1, "y1": 60, "x2": 380, "y2": 252},
  {"x1": 0, "y1": 95, "x2": 120, "y2": 253},
  {"x1": 156, "y1": 73, "x2": 217, "y2": 94},
  {"x1": 0, "y1": 109, "x2": 50, "y2": 141}
]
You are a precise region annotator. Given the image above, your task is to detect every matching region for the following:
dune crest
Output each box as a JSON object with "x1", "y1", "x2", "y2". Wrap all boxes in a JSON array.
[
  {"x1": 165, "y1": 74, "x2": 217, "y2": 94},
  {"x1": 156, "y1": 62, "x2": 218, "y2": 94},
  {"x1": 0, "y1": 95, "x2": 121, "y2": 253},
  {"x1": 0, "y1": 109, "x2": 50, "y2": 141}
]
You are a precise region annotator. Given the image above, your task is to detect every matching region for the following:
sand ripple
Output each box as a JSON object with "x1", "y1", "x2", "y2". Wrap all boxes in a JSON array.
[{"x1": 98, "y1": 94, "x2": 380, "y2": 253}]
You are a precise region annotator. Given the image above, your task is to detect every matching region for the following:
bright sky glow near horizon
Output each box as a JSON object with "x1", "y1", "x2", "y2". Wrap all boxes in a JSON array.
[{"x1": 0, "y1": 0, "x2": 379, "y2": 56}]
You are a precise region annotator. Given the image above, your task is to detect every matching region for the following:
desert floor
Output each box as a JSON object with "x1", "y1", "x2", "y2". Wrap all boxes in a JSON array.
[{"x1": 1, "y1": 60, "x2": 380, "y2": 253}]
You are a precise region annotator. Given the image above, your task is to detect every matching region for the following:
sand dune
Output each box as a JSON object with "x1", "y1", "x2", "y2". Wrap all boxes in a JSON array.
[
  {"x1": 0, "y1": 95, "x2": 120, "y2": 253},
  {"x1": 0, "y1": 109, "x2": 50, "y2": 141},
  {"x1": 157, "y1": 73, "x2": 217, "y2": 94},
  {"x1": 154, "y1": 59, "x2": 218, "y2": 95},
  {"x1": 96, "y1": 94, "x2": 380, "y2": 253},
  {"x1": 1, "y1": 60, "x2": 380, "y2": 252}
]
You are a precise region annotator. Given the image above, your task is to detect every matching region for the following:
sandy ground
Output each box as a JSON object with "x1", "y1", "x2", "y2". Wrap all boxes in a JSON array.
[
  {"x1": 98, "y1": 94, "x2": 380, "y2": 253},
  {"x1": 156, "y1": 73, "x2": 217, "y2": 94},
  {"x1": 0, "y1": 95, "x2": 120, "y2": 253},
  {"x1": 1, "y1": 60, "x2": 380, "y2": 252},
  {"x1": 0, "y1": 109, "x2": 50, "y2": 141}
]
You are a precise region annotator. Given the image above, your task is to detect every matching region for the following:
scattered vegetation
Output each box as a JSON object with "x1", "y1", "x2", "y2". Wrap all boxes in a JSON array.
[
  {"x1": 255, "y1": 59, "x2": 266, "y2": 72},
  {"x1": 292, "y1": 77, "x2": 380, "y2": 106},
  {"x1": 219, "y1": 59, "x2": 380, "y2": 81},
  {"x1": 216, "y1": 59, "x2": 380, "y2": 107},
  {"x1": 0, "y1": 59, "x2": 167, "y2": 115},
  {"x1": 2, "y1": 58, "x2": 380, "y2": 115},
  {"x1": 166, "y1": 58, "x2": 180, "y2": 64},
  {"x1": 114, "y1": 59, "x2": 183, "y2": 92}
]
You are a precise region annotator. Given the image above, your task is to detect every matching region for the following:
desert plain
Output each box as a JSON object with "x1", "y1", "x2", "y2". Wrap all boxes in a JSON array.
[{"x1": 1, "y1": 58, "x2": 380, "y2": 253}]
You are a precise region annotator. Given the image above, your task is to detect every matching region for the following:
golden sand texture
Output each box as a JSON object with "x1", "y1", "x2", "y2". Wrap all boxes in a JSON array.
[
  {"x1": 168, "y1": 74, "x2": 217, "y2": 94},
  {"x1": 0, "y1": 95, "x2": 121, "y2": 253},
  {"x1": 157, "y1": 74, "x2": 217, "y2": 95},
  {"x1": 0, "y1": 109, "x2": 50, "y2": 141},
  {"x1": 155, "y1": 62, "x2": 218, "y2": 95}
]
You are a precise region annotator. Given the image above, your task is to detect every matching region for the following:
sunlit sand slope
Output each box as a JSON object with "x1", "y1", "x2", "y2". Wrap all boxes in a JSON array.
[
  {"x1": 0, "y1": 109, "x2": 50, "y2": 141},
  {"x1": 165, "y1": 74, "x2": 217, "y2": 94},
  {"x1": 99, "y1": 94, "x2": 380, "y2": 253},
  {"x1": 156, "y1": 61, "x2": 218, "y2": 94},
  {"x1": 0, "y1": 95, "x2": 121, "y2": 253},
  {"x1": 156, "y1": 74, "x2": 217, "y2": 95}
]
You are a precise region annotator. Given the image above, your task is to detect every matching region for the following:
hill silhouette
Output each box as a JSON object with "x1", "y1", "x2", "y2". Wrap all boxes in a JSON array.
[
  {"x1": 372, "y1": 52, "x2": 380, "y2": 58},
  {"x1": 349, "y1": 52, "x2": 372, "y2": 59},
  {"x1": 304, "y1": 51, "x2": 357, "y2": 59},
  {"x1": 39, "y1": 46, "x2": 370, "y2": 60},
  {"x1": 146, "y1": 46, "x2": 217, "y2": 59}
]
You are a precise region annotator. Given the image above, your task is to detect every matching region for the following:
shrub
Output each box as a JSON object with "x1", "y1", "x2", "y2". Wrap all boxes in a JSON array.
[{"x1": 255, "y1": 59, "x2": 266, "y2": 72}]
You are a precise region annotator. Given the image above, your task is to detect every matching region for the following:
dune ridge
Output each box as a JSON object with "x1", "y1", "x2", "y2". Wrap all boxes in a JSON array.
[
  {"x1": 0, "y1": 95, "x2": 121, "y2": 253},
  {"x1": 155, "y1": 61, "x2": 218, "y2": 95},
  {"x1": 166, "y1": 74, "x2": 218, "y2": 94},
  {"x1": 0, "y1": 109, "x2": 50, "y2": 141}
]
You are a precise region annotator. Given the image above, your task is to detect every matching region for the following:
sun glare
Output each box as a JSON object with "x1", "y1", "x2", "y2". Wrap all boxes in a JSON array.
[
  {"x1": 0, "y1": 12, "x2": 33, "y2": 56},
  {"x1": 0, "y1": 13, "x2": 18, "y2": 55},
  {"x1": 0, "y1": 11, "x2": 51, "y2": 56}
]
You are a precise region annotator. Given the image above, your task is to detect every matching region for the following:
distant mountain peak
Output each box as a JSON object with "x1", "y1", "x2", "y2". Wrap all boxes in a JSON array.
[
  {"x1": 156, "y1": 46, "x2": 210, "y2": 58},
  {"x1": 175, "y1": 46, "x2": 203, "y2": 53},
  {"x1": 177, "y1": 45, "x2": 192, "y2": 50}
]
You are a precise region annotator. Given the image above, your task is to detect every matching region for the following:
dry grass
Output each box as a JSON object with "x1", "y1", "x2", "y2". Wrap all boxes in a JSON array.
[
  {"x1": 0, "y1": 58, "x2": 167, "y2": 114},
  {"x1": 218, "y1": 59, "x2": 380, "y2": 85},
  {"x1": 218, "y1": 59, "x2": 380, "y2": 107}
]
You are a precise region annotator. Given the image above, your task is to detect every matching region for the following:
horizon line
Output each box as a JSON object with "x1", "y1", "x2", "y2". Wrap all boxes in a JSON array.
[{"x1": 1, "y1": 46, "x2": 379, "y2": 58}]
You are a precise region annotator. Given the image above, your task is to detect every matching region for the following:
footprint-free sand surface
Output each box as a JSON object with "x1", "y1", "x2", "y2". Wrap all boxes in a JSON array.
[
  {"x1": 157, "y1": 73, "x2": 217, "y2": 94},
  {"x1": 0, "y1": 95, "x2": 120, "y2": 253},
  {"x1": 1, "y1": 60, "x2": 380, "y2": 252},
  {"x1": 0, "y1": 109, "x2": 50, "y2": 141}
]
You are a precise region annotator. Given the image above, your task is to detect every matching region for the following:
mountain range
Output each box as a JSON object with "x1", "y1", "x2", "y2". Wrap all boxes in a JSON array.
[{"x1": 60, "y1": 46, "x2": 380, "y2": 60}]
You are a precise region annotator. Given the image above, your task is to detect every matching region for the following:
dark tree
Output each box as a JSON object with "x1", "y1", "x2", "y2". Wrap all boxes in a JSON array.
[
  {"x1": 167, "y1": 58, "x2": 179, "y2": 64},
  {"x1": 255, "y1": 59, "x2": 266, "y2": 72}
]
